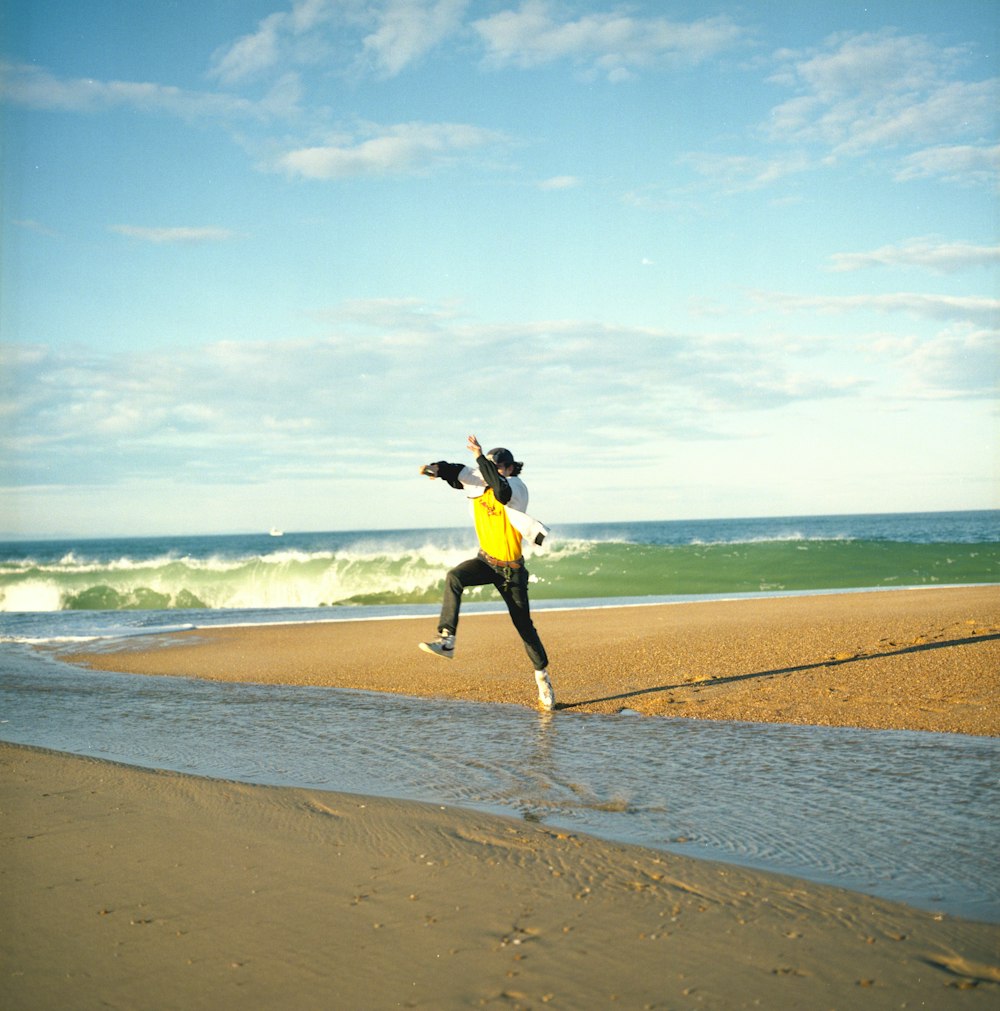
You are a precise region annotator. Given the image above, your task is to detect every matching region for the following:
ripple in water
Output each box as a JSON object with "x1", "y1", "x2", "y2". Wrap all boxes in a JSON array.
[{"x1": 1, "y1": 644, "x2": 997, "y2": 922}]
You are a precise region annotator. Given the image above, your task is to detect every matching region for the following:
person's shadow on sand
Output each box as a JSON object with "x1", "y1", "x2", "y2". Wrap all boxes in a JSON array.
[{"x1": 558, "y1": 631, "x2": 1000, "y2": 710}]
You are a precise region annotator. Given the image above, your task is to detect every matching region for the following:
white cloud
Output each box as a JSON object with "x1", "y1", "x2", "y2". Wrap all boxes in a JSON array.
[
  {"x1": 210, "y1": 11, "x2": 287, "y2": 84},
  {"x1": 13, "y1": 219, "x2": 61, "y2": 238},
  {"x1": 206, "y1": 0, "x2": 750, "y2": 85},
  {"x1": 829, "y1": 238, "x2": 1000, "y2": 273},
  {"x1": 752, "y1": 291, "x2": 1000, "y2": 326},
  {"x1": 109, "y1": 225, "x2": 243, "y2": 244},
  {"x1": 901, "y1": 325, "x2": 999, "y2": 399},
  {"x1": 472, "y1": 1, "x2": 747, "y2": 80},
  {"x1": 330, "y1": 296, "x2": 463, "y2": 333},
  {"x1": 654, "y1": 29, "x2": 998, "y2": 202},
  {"x1": 767, "y1": 30, "x2": 999, "y2": 160},
  {"x1": 208, "y1": 0, "x2": 468, "y2": 82},
  {"x1": 277, "y1": 121, "x2": 506, "y2": 179},
  {"x1": 895, "y1": 143, "x2": 1000, "y2": 186},
  {"x1": 838, "y1": 79, "x2": 996, "y2": 155},
  {"x1": 678, "y1": 151, "x2": 814, "y2": 194},
  {"x1": 208, "y1": 0, "x2": 340, "y2": 84},
  {"x1": 5, "y1": 299, "x2": 994, "y2": 532},
  {"x1": 537, "y1": 175, "x2": 580, "y2": 190},
  {"x1": 770, "y1": 30, "x2": 949, "y2": 96},
  {"x1": 862, "y1": 324, "x2": 999, "y2": 400},
  {"x1": 0, "y1": 306, "x2": 877, "y2": 490},
  {"x1": 362, "y1": 0, "x2": 468, "y2": 77},
  {"x1": 0, "y1": 60, "x2": 267, "y2": 122}
]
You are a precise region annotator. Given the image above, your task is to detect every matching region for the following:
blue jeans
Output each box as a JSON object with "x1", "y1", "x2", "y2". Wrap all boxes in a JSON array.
[{"x1": 439, "y1": 555, "x2": 548, "y2": 671}]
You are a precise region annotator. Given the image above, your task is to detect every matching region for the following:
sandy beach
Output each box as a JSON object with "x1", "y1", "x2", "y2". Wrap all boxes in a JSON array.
[
  {"x1": 4, "y1": 742, "x2": 999, "y2": 1010},
  {"x1": 5, "y1": 586, "x2": 999, "y2": 1008},
  {"x1": 62, "y1": 586, "x2": 1000, "y2": 736}
]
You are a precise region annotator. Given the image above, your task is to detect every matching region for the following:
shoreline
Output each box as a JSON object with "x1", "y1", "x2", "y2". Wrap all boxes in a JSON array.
[
  {"x1": 60, "y1": 586, "x2": 1000, "y2": 736},
  {"x1": 4, "y1": 741, "x2": 999, "y2": 1009}
]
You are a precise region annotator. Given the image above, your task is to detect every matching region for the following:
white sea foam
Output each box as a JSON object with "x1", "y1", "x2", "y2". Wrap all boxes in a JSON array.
[
  {"x1": 687, "y1": 532, "x2": 855, "y2": 546},
  {"x1": 0, "y1": 580, "x2": 64, "y2": 612},
  {"x1": 0, "y1": 543, "x2": 484, "y2": 612},
  {"x1": 0, "y1": 623, "x2": 198, "y2": 645}
]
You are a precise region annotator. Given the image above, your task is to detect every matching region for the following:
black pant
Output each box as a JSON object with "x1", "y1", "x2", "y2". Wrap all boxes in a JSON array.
[{"x1": 439, "y1": 556, "x2": 548, "y2": 671}]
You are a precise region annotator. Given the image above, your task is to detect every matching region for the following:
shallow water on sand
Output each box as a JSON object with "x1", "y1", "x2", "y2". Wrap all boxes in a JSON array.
[{"x1": 1, "y1": 644, "x2": 997, "y2": 923}]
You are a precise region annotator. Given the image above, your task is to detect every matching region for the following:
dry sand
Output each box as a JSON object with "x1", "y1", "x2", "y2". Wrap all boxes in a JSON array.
[
  {"x1": 6, "y1": 586, "x2": 999, "y2": 1008},
  {"x1": 3, "y1": 742, "x2": 999, "y2": 1010},
  {"x1": 62, "y1": 586, "x2": 1000, "y2": 736}
]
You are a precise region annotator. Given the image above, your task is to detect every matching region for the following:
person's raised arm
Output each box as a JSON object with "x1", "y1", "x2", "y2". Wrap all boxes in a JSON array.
[{"x1": 468, "y1": 433, "x2": 512, "y2": 504}]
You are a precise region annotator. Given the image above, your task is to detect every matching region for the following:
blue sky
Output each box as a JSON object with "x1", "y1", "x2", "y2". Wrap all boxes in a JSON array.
[{"x1": 1, "y1": 0, "x2": 997, "y2": 538}]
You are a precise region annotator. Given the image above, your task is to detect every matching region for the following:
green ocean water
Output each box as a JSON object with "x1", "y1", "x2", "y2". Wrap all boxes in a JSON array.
[
  {"x1": 354, "y1": 539, "x2": 1000, "y2": 605},
  {"x1": 1, "y1": 513, "x2": 997, "y2": 612}
]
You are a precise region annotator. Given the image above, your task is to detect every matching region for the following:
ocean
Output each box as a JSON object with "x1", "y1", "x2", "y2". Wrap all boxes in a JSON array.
[
  {"x1": 1, "y1": 510, "x2": 998, "y2": 922},
  {"x1": 1, "y1": 509, "x2": 997, "y2": 640}
]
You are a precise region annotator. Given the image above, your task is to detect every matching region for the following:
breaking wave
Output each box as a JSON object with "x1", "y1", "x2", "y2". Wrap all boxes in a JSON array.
[{"x1": 1, "y1": 536, "x2": 996, "y2": 612}]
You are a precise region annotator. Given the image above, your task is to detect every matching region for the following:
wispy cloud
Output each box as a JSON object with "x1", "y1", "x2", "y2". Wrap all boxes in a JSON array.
[
  {"x1": 14, "y1": 219, "x2": 61, "y2": 238},
  {"x1": 537, "y1": 175, "x2": 580, "y2": 190},
  {"x1": 472, "y1": 2, "x2": 748, "y2": 81},
  {"x1": 208, "y1": 0, "x2": 470, "y2": 83},
  {"x1": 276, "y1": 121, "x2": 507, "y2": 179},
  {"x1": 208, "y1": 0, "x2": 340, "y2": 84},
  {"x1": 178, "y1": 1, "x2": 755, "y2": 88},
  {"x1": 0, "y1": 306, "x2": 865, "y2": 487},
  {"x1": 0, "y1": 60, "x2": 269, "y2": 121},
  {"x1": 870, "y1": 324, "x2": 1000, "y2": 400},
  {"x1": 677, "y1": 151, "x2": 815, "y2": 194},
  {"x1": 895, "y1": 143, "x2": 1000, "y2": 186},
  {"x1": 751, "y1": 290, "x2": 1000, "y2": 326},
  {"x1": 766, "y1": 30, "x2": 998, "y2": 174},
  {"x1": 361, "y1": 0, "x2": 469, "y2": 77},
  {"x1": 900, "y1": 324, "x2": 999, "y2": 400},
  {"x1": 829, "y1": 238, "x2": 1000, "y2": 273},
  {"x1": 109, "y1": 225, "x2": 244, "y2": 244},
  {"x1": 620, "y1": 27, "x2": 998, "y2": 205},
  {"x1": 209, "y1": 11, "x2": 290, "y2": 84},
  {"x1": 4, "y1": 291, "x2": 993, "y2": 503}
]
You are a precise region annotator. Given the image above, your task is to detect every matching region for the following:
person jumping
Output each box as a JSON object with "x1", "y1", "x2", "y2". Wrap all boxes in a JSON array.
[{"x1": 418, "y1": 434, "x2": 554, "y2": 711}]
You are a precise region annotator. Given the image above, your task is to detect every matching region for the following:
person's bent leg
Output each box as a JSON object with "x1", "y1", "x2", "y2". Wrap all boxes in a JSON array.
[
  {"x1": 421, "y1": 557, "x2": 495, "y2": 660},
  {"x1": 499, "y1": 569, "x2": 549, "y2": 672},
  {"x1": 438, "y1": 557, "x2": 495, "y2": 635}
]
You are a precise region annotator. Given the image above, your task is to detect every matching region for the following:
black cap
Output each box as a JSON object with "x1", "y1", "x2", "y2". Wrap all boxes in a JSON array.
[{"x1": 488, "y1": 447, "x2": 515, "y2": 468}]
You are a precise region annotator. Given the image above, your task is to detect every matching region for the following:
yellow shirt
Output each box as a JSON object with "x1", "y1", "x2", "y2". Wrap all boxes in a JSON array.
[{"x1": 473, "y1": 487, "x2": 523, "y2": 562}]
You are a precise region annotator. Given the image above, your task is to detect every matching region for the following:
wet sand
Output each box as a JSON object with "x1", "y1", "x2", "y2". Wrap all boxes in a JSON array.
[
  {"x1": 63, "y1": 586, "x2": 1000, "y2": 736},
  {"x1": 4, "y1": 741, "x2": 999, "y2": 1009}
]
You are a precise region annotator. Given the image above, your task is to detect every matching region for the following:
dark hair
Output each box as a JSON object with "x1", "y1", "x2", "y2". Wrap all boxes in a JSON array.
[{"x1": 510, "y1": 461, "x2": 524, "y2": 477}]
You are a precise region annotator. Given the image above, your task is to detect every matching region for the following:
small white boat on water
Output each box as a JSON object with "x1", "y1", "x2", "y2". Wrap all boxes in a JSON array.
[{"x1": 269, "y1": 527, "x2": 284, "y2": 537}]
